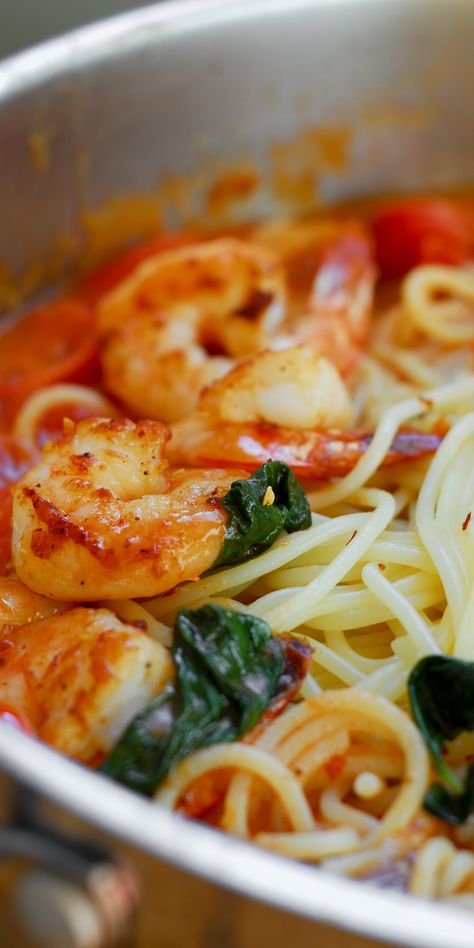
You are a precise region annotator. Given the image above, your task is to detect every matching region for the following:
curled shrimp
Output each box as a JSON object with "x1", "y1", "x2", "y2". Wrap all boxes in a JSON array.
[
  {"x1": 188, "y1": 346, "x2": 354, "y2": 430},
  {"x1": 12, "y1": 417, "x2": 246, "y2": 601},
  {"x1": 284, "y1": 222, "x2": 377, "y2": 376},
  {"x1": 0, "y1": 606, "x2": 172, "y2": 762},
  {"x1": 97, "y1": 238, "x2": 286, "y2": 423},
  {"x1": 167, "y1": 346, "x2": 442, "y2": 477}
]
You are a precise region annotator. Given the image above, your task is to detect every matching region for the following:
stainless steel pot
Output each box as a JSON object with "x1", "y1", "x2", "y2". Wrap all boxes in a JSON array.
[{"x1": 1, "y1": 2, "x2": 474, "y2": 946}]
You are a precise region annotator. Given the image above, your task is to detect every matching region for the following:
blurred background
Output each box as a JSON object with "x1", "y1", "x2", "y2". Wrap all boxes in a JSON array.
[{"x1": 1, "y1": 0, "x2": 160, "y2": 60}]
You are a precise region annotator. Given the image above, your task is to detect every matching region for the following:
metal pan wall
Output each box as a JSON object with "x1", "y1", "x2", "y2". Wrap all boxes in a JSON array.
[{"x1": 0, "y1": 2, "x2": 473, "y2": 945}]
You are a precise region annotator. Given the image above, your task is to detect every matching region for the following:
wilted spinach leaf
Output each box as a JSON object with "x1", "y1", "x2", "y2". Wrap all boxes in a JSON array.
[
  {"x1": 102, "y1": 604, "x2": 310, "y2": 796},
  {"x1": 100, "y1": 686, "x2": 178, "y2": 795},
  {"x1": 408, "y1": 655, "x2": 474, "y2": 823},
  {"x1": 425, "y1": 765, "x2": 474, "y2": 825},
  {"x1": 213, "y1": 460, "x2": 311, "y2": 568}
]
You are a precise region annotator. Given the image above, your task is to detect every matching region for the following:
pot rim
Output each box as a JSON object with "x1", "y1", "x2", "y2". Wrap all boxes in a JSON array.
[
  {"x1": 0, "y1": 0, "x2": 388, "y2": 100},
  {"x1": 0, "y1": 1, "x2": 472, "y2": 945},
  {"x1": 1, "y1": 722, "x2": 473, "y2": 948}
]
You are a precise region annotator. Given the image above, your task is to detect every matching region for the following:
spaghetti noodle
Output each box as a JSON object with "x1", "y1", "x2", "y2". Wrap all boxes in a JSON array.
[{"x1": 3, "y1": 196, "x2": 474, "y2": 904}]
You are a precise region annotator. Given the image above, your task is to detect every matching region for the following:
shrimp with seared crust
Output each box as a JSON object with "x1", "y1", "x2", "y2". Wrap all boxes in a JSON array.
[
  {"x1": 167, "y1": 346, "x2": 442, "y2": 477},
  {"x1": 168, "y1": 346, "x2": 353, "y2": 471},
  {"x1": 11, "y1": 417, "x2": 246, "y2": 601},
  {"x1": 0, "y1": 606, "x2": 172, "y2": 762},
  {"x1": 97, "y1": 238, "x2": 286, "y2": 423}
]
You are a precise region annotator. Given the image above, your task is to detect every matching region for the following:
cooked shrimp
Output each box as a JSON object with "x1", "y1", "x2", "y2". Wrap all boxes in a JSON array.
[
  {"x1": 284, "y1": 222, "x2": 377, "y2": 376},
  {"x1": 11, "y1": 417, "x2": 246, "y2": 601},
  {"x1": 250, "y1": 216, "x2": 340, "y2": 272},
  {"x1": 193, "y1": 346, "x2": 354, "y2": 430},
  {"x1": 97, "y1": 238, "x2": 286, "y2": 423},
  {"x1": 0, "y1": 575, "x2": 66, "y2": 627},
  {"x1": 167, "y1": 346, "x2": 442, "y2": 477},
  {"x1": 0, "y1": 606, "x2": 173, "y2": 762}
]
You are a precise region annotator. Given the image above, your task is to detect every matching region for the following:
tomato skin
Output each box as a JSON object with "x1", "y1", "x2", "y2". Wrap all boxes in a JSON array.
[
  {"x1": 371, "y1": 198, "x2": 474, "y2": 278},
  {"x1": 0, "y1": 705, "x2": 33, "y2": 734},
  {"x1": 0, "y1": 298, "x2": 98, "y2": 427},
  {"x1": 79, "y1": 233, "x2": 198, "y2": 304}
]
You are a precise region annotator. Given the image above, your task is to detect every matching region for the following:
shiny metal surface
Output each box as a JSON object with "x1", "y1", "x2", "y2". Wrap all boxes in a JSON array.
[
  {"x1": 0, "y1": 1, "x2": 473, "y2": 945},
  {"x1": 1, "y1": 0, "x2": 474, "y2": 290},
  {"x1": 0, "y1": 0, "x2": 159, "y2": 60},
  {"x1": 2, "y1": 728, "x2": 474, "y2": 948},
  {"x1": 1, "y1": 782, "x2": 138, "y2": 947}
]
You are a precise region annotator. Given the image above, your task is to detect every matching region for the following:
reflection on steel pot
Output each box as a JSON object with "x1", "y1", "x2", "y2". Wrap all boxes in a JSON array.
[{"x1": 1, "y1": 2, "x2": 474, "y2": 946}]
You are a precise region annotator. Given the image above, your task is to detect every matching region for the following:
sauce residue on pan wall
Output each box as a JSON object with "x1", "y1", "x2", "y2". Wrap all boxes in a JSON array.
[
  {"x1": 0, "y1": 101, "x2": 444, "y2": 310},
  {"x1": 270, "y1": 126, "x2": 350, "y2": 208}
]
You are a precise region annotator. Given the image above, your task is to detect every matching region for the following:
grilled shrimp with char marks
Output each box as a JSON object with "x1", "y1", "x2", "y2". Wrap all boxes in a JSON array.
[
  {"x1": 0, "y1": 606, "x2": 172, "y2": 762},
  {"x1": 12, "y1": 417, "x2": 246, "y2": 601},
  {"x1": 97, "y1": 237, "x2": 286, "y2": 422}
]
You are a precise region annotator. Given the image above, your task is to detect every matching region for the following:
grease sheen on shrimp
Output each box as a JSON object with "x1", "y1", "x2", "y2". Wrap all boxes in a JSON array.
[
  {"x1": 0, "y1": 607, "x2": 172, "y2": 761},
  {"x1": 97, "y1": 237, "x2": 286, "y2": 422},
  {"x1": 12, "y1": 417, "x2": 245, "y2": 601},
  {"x1": 167, "y1": 346, "x2": 441, "y2": 476}
]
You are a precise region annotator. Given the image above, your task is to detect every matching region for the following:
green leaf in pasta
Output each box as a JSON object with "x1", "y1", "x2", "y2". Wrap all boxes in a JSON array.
[
  {"x1": 408, "y1": 655, "x2": 474, "y2": 822},
  {"x1": 102, "y1": 604, "x2": 311, "y2": 796},
  {"x1": 213, "y1": 460, "x2": 311, "y2": 568},
  {"x1": 424, "y1": 765, "x2": 474, "y2": 825}
]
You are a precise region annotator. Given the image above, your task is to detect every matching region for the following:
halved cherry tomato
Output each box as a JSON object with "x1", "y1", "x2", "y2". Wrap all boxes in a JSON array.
[
  {"x1": 0, "y1": 705, "x2": 34, "y2": 734},
  {"x1": 0, "y1": 435, "x2": 37, "y2": 573},
  {"x1": 371, "y1": 198, "x2": 474, "y2": 279},
  {"x1": 0, "y1": 298, "x2": 98, "y2": 426},
  {"x1": 79, "y1": 233, "x2": 199, "y2": 304}
]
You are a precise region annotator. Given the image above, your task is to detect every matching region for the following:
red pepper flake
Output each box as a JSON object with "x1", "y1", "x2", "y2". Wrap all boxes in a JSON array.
[
  {"x1": 419, "y1": 395, "x2": 434, "y2": 409},
  {"x1": 378, "y1": 563, "x2": 386, "y2": 571},
  {"x1": 462, "y1": 511, "x2": 472, "y2": 532},
  {"x1": 325, "y1": 754, "x2": 346, "y2": 780},
  {"x1": 346, "y1": 529, "x2": 358, "y2": 546}
]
